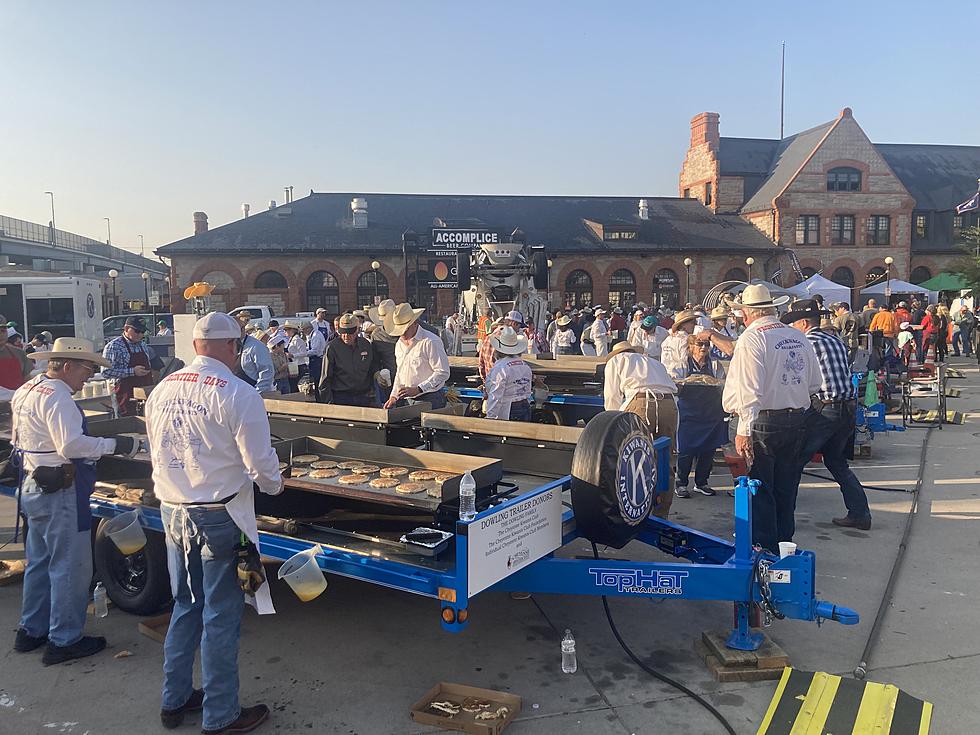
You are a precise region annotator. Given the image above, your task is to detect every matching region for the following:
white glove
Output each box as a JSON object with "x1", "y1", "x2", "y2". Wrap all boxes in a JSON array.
[{"x1": 376, "y1": 369, "x2": 392, "y2": 388}]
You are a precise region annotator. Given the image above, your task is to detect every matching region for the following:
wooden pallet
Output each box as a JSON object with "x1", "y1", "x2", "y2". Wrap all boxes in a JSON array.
[
  {"x1": 0, "y1": 559, "x2": 25, "y2": 587},
  {"x1": 695, "y1": 631, "x2": 789, "y2": 682}
]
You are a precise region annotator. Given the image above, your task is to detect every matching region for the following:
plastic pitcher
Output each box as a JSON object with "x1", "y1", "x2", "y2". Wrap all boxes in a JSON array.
[
  {"x1": 277, "y1": 545, "x2": 327, "y2": 602},
  {"x1": 103, "y1": 510, "x2": 147, "y2": 555}
]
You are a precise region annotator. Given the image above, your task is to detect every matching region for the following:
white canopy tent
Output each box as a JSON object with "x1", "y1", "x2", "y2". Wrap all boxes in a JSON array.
[
  {"x1": 861, "y1": 278, "x2": 938, "y2": 304},
  {"x1": 786, "y1": 274, "x2": 851, "y2": 305}
]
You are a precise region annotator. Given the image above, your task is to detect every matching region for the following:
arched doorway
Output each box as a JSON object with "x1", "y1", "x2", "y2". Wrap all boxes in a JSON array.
[
  {"x1": 563, "y1": 270, "x2": 593, "y2": 310},
  {"x1": 654, "y1": 268, "x2": 680, "y2": 309},
  {"x1": 305, "y1": 271, "x2": 340, "y2": 314},
  {"x1": 865, "y1": 267, "x2": 886, "y2": 286},
  {"x1": 724, "y1": 267, "x2": 748, "y2": 282},
  {"x1": 356, "y1": 270, "x2": 389, "y2": 308},
  {"x1": 608, "y1": 269, "x2": 636, "y2": 310},
  {"x1": 910, "y1": 266, "x2": 932, "y2": 285},
  {"x1": 831, "y1": 267, "x2": 855, "y2": 288},
  {"x1": 254, "y1": 270, "x2": 287, "y2": 289}
]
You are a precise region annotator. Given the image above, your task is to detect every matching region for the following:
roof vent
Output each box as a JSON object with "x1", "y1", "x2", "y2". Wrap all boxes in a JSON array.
[
  {"x1": 638, "y1": 199, "x2": 649, "y2": 220},
  {"x1": 269, "y1": 200, "x2": 277, "y2": 210},
  {"x1": 351, "y1": 197, "x2": 368, "y2": 229},
  {"x1": 242, "y1": 203, "x2": 250, "y2": 218}
]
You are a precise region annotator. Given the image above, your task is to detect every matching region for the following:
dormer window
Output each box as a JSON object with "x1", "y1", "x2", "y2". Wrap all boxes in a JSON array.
[{"x1": 827, "y1": 167, "x2": 862, "y2": 192}]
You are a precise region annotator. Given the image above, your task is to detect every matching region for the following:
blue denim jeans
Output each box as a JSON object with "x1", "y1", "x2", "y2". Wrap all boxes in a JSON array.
[
  {"x1": 161, "y1": 504, "x2": 244, "y2": 731},
  {"x1": 799, "y1": 403, "x2": 871, "y2": 521},
  {"x1": 18, "y1": 482, "x2": 92, "y2": 646}
]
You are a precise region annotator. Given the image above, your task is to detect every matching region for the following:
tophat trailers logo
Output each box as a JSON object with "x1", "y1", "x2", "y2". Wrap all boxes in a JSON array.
[{"x1": 589, "y1": 568, "x2": 689, "y2": 595}]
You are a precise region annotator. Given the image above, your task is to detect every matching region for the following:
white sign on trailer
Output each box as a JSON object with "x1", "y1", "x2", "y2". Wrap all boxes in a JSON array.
[{"x1": 466, "y1": 487, "x2": 562, "y2": 595}]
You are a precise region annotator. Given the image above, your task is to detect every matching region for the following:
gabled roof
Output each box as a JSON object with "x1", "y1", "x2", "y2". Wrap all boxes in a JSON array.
[
  {"x1": 876, "y1": 144, "x2": 980, "y2": 211},
  {"x1": 157, "y1": 193, "x2": 777, "y2": 256},
  {"x1": 717, "y1": 137, "x2": 780, "y2": 175},
  {"x1": 739, "y1": 120, "x2": 837, "y2": 213}
]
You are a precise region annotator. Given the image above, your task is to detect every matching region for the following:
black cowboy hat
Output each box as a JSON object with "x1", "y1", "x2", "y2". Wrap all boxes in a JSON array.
[{"x1": 780, "y1": 298, "x2": 830, "y2": 324}]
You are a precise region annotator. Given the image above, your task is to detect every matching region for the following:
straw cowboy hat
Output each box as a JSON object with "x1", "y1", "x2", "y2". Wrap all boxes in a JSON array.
[
  {"x1": 29, "y1": 337, "x2": 111, "y2": 368},
  {"x1": 603, "y1": 340, "x2": 642, "y2": 361},
  {"x1": 740, "y1": 283, "x2": 789, "y2": 309},
  {"x1": 368, "y1": 298, "x2": 395, "y2": 326},
  {"x1": 709, "y1": 305, "x2": 730, "y2": 321},
  {"x1": 671, "y1": 309, "x2": 699, "y2": 331},
  {"x1": 490, "y1": 326, "x2": 528, "y2": 355},
  {"x1": 556, "y1": 315, "x2": 572, "y2": 327},
  {"x1": 282, "y1": 320, "x2": 302, "y2": 330},
  {"x1": 384, "y1": 302, "x2": 426, "y2": 337}
]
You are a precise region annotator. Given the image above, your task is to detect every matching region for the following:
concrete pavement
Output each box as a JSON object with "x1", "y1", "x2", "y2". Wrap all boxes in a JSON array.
[{"x1": 1, "y1": 360, "x2": 977, "y2": 733}]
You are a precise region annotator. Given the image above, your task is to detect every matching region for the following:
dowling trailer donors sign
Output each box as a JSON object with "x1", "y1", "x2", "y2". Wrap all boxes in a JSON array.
[{"x1": 427, "y1": 228, "x2": 501, "y2": 289}]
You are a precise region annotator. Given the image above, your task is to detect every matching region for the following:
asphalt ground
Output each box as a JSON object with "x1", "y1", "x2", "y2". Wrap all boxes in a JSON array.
[{"x1": 1, "y1": 360, "x2": 977, "y2": 734}]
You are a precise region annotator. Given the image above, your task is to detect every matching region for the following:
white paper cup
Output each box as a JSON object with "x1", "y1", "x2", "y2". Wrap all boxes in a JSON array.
[{"x1": 778, "y1": 541, "x2": 797, "y2": 559}]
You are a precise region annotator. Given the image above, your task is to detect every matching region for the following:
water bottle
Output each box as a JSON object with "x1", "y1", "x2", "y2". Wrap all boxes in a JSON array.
[
  {"x1": 458, "y1": 470, "x2": 476, "y2": 521},
  {"x1": 561, "y1": 629, "x2": 577, "y2": 673},
  {"x1": 93, "y1": 582, "x2": 108, "y2": 618}
]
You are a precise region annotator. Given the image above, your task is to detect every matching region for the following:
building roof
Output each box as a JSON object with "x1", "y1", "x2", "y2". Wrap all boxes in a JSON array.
[
  {"x1": 156, "y1": 193, "x2": 777, "y2": 256},
  {"x1": 738, "y1": 121, "x2": 837, "y2": 213},
  {"x1": 876, "y1": 144, "x2": 980, "y2": 212}
]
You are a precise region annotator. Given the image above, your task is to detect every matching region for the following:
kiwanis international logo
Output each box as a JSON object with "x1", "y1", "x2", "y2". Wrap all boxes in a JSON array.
[{"x1": 617, "y1": 433, "x2": 655, "y2": 525}]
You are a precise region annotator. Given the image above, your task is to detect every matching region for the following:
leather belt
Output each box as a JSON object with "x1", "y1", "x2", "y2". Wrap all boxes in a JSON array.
[{"x1": 759, "y1": 407, "x2": 804, "y2": 415}]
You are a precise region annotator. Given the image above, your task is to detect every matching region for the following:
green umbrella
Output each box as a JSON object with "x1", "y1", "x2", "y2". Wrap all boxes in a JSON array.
[{"x1": 918, "y1": 272, "x2": 970, "y2": 292}]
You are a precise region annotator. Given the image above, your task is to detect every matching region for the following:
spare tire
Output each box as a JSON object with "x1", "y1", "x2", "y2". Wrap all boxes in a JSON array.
[
  {"x1": 456, "y1": 248, "x2": 472, "y2": 291},
  {"x1": 571, "y1": 411, "x2": 657, "y2": 548},
  {"x1": 531, "y1": 249, "x2": 549, "y2": 291},
  {"x1": 94, "y1": 523, "x2": 172, "y2": 615}
]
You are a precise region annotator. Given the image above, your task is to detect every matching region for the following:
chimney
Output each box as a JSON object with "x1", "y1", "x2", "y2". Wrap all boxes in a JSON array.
[
  {"x1": 351, "y1": 197, "x2": 368, "y2": 229},
  {"x1": 638, "y1": 199, "x2": 649, "y2": 220},
  {"x1": 690, "y1": 112, "x2": 720, "y2": 151},
  {"x1": 242, "y1": 203, "x2": 250, "y2": 218},
  {"x1": 193, "y1": 211, "x2": 209, "y2": 235},
  {"x1": 268, "y1": 200, "x2": 277, "y2": 210}
]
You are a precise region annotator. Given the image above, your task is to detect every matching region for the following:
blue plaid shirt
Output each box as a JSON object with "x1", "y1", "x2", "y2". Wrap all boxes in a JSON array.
[
  {"x1": 805, "y1": 327, "x2": 854, "y2": 401},
  {"x1": 102, "y1": 336, "x2": 157, "y2": 379}
]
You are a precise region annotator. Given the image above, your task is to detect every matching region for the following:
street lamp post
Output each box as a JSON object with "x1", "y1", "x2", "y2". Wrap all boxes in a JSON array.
[
  {"x1": 884, "y1": 256, "x2": 894, "y2": 304},
  {"x1": 547, "y1": 258, "x2": 554, "y2": 309},
  {"x1": 683, "y1": 257, "x2": 693, "y2": 305},
  {"x1": 371, "y1": 260, "x2": 381, "y2": 304},
  {"x1": 104, "y1": 218, "x2": 112, "y2": 246},
  {"x1": 108, "y1": 268, "x2": 119, "y2": 316},
  {"x1": 746, "y1": 257, "x2": 755, "y2": 283},
  {"x1": 44, "y1": 191, "x2": 56, "y2": 245}
]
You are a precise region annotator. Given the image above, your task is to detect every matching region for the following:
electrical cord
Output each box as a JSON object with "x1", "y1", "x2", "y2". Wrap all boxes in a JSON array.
[
  {"x1": 800, "y1": 469, "x2": 912, "y2": 493},
  {"x1": 590, "y1": 541, "x2": 736, "y2": 735}
]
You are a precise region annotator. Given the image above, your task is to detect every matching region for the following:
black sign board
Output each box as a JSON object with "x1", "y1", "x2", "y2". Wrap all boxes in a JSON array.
[{"x1": 430, "y1": 228, "x2": 499, "y2": 257}]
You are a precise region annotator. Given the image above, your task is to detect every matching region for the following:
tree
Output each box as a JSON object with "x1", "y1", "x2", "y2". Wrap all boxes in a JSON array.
[{"x1": 951, "y1": 227, "x2": 980, "y2": 290}]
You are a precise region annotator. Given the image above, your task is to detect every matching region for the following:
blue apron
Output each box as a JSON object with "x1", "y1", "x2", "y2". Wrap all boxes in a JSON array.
[{"x1": 675, "y1": 357, "x2": 728, "y2": 456}]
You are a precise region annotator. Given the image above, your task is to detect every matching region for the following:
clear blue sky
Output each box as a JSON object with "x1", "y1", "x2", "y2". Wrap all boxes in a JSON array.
[{"x1": 2, "y1": 1, "x2": 977, "y2": 253}]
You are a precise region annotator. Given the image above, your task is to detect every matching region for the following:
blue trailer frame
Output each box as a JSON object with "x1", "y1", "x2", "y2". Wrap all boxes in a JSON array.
[
  {"x1": 0, "y1": 436, "x2": 857, "y2": 652},
  {"x1": 455, "y1": 387, "x2": 604, "y2": 426}
]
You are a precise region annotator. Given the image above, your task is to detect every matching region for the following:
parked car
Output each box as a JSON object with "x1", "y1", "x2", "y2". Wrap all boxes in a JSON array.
[{"x1": 103, "y1": 313, "x2": 173, "y2": 339}]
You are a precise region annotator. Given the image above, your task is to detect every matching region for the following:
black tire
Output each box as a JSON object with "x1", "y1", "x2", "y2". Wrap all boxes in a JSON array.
[
  {"x1": 531, "y1": 248, "x2": 549, "y2": 291},
  {"x1": 570, "y1": 411, "x2": 657, "y2": 548},
  {"x1": 94, "y1": 522, "x2": 172, "y2": 615},
  {"x1": 456, "y1": 248, "x2": 472, "y2": 292}
]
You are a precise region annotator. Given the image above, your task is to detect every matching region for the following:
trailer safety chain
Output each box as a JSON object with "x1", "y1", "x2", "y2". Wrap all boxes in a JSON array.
[{"x1": 753, "y1": 552, "x2": 785, "y2": 627}]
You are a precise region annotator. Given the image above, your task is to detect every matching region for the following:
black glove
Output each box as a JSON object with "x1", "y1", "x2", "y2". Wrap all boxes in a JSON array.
[
  {"x1": 235, "y1": 538, "x2": 266, "y2": 594},
  {"x1": 112, "y1": 435, "x2": 139, "y2": 458}
]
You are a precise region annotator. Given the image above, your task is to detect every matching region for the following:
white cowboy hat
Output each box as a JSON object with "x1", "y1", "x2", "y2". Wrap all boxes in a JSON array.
[
  {"x1": 740, "y1": 284, "x2": 789, "y2": 309},
  {"x1": 556, "y1": 315, "x2": 572, "y2": 326},
  {"x1": 368, "y1": 298, "x2": 395, "y2": 326},
  {"x1": 490, "y1": 326, "x2": 528, "y2": 355},
  {"x1": 384, "y1": 302, "x2": 426, "y2": 337},
  {"x1": 603, "y1": 340, "x2": 642, "y2": 362},
  {"x1": 29, "y1": 337, "x2": 111, "y2": 368},
  {"x1": 282, "y1": 320, "x2": 302, "y2": 330}
]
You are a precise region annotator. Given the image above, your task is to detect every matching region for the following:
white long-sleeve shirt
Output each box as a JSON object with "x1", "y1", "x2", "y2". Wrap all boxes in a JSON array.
[
  {"x1": 660, "y1": 331, "x2": 689, "y2": 380},
  {"x1": 591, "y1": 319, "x2": 610, "y2": 356},
  {"x1": 485, "y1": 357, "x2": 533, "y2": 419},
  {"x1": 603, "y1": 352, "x2": 676, "y2": 410},
  {"x1": 305, "y1": 329, "x2": 326, "y2": 359},
  {"x1": 631, "y1": 325, "x2": 668, "y2": 360},
  {"x1": 286, "y1": 333, "x2": 309, "y2": 366},
  {"x1": 550, "y1": 327, "x2": 577, "y2": 354},
  {"x1": 11, "y1": 375, "x2": 118, "y2": 472},
  {"x1": 392, "y1": 326, "x2": 450, "y2": 397},
  {"x1": 721, "y1": 315, "x2": 822, "y2": 437},
  {"x1": 145, "y1": 355, "x2": 282, "y2": 504}
]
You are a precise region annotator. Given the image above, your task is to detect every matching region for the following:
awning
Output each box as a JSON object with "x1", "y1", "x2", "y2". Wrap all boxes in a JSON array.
[{"x1": 918, "y1": 272, "x2": 970, "y2": 292}]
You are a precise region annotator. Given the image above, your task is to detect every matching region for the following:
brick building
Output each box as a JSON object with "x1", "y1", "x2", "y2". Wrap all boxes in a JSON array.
[
  {"x1": 157, "y1": 193, "x2": 778, "y2": 318},
  {"x1": 679, "y1": 108, "x2": 980, "y2": 291}
]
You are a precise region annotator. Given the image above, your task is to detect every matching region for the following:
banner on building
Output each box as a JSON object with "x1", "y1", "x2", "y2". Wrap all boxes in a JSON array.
[
  {"x1": 427, "y1": 257, "x2": 458, "y2": 289},
  {"x1": 429, "y1": 228, "x2": 499, "y2": 257}
]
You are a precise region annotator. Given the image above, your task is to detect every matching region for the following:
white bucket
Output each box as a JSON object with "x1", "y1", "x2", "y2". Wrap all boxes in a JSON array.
[
  {"x1": 277, "y1": 545, "x2": 327, "y2": 602},
  {"x1": 104, "y1": 510, "x2": 147, "y2": 555}
]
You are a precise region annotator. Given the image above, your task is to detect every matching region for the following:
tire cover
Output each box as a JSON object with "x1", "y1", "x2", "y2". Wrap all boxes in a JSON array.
[{"x1": 570, "y1": 411, "x2": 657, "y2": 548}]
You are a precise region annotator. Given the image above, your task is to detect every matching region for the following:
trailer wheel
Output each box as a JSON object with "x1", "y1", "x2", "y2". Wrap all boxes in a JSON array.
[
  {"x1": 456, "y1": 248, "x2": 472, "y2": 292},
  {"x1": 531, "y1": 249, "x2": 549, "y2": 291},
  {"x1": 570, "y1": 411, "x2": 657, "y2": 549},
  {"x1": 94, "y1": 522, "x2": 172, "y2": 615}
]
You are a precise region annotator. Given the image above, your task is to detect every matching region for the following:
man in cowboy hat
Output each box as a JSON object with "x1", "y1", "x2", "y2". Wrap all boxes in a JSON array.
[
  {"x1": 609, "y1": 306, "x2": 627, "y2": 347},
  {"x1": 578, "y1": 307, "x2": 596, "y2": 355},
  {"x1": 145, "y1": 312, "x2": 283, "y2": 734},
  {"x1": 234, "y1": 310, "x2": 275, "y2": 395},
  {"x1": 782, "y1": 299, "x2": 872, "y2": 531},
  {"x1": 319, "y1": 313, "x2": 381, "y2": 406},
  {"x1": 12, "y1": 338, "x2": 140, "y2": 665},
  {"x1": 722, "y1": 284, "x2": 822, "y2": 552},
  {"x1": 484, "y1": 326, "x2": 533, "y2": 421},
  {"x1": 368, "y1": 299, "x2": 398, "y2": 400},
  {"x1": 831, "y1": 302, "x2": 860, "y2": 358},
  {"x1": 660, "y1": 309, "x2": 697, "y2": 380},
  {"x1": 550, "y1": 314, "x2": 578, "y2": 355},
  {"x1": 282, "y1": 320, "x2": 309, "y2": 393},
  {"x1": 590, "y1": 308, "x2": 610, "y2": 356},
  {"x1": 102, "y1": 316, "x2": 157, "y2": 416},
  {"x1": 383, "y1": 303, "x2": 450, "y2": 410},
  {"x1": 603, "y1": 340, "x2": 678, "y2": 518},
  {"x1": 478, "y1": 315, "x2": 507, "y2": 379},
  {"x1": 311, "y1": 308, "x2": 333, "y2": 342}
]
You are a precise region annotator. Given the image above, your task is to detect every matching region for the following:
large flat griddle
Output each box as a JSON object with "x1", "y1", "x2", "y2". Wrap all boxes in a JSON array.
[{"x1": 275, "y1": 436, "x2": 502, "y2": 513}]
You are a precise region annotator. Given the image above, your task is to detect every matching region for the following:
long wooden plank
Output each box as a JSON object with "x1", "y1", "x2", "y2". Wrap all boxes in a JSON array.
[
  {"x1": 421, "y1": 412, "x2": 583, "y2": 444},
  {"x1": 263, "y1": 398, "x2": 429, "y2": 424}
]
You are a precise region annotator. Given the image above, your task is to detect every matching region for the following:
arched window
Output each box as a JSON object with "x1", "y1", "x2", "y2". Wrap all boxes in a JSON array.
[
  {"x1": 563, "y1": 270, "x2": 593, "y2": 309},
  {"x1": 831, "y1": 267, "x2": 855, "y2": 288},
  {"x1": 724, "y1": 268, "x2": 748, "y2": 282},
  {"x1": 407, "y1": 270, "x2": 438, "y2": 318},
  {"x1": 827, "y1": 166, "x2": 862, "y2": 192},
  {"x1": 801, "y1": 267, "x2": 818, "y2": 279},
  {"x1": 866, "y1": 266, "x2": 886, "y2": 286},
  {"x1": 254, "y1": 270, "x2": 287, "y2": 289},
  {"x1": 910, "y1": 266, "x2": 932, "y2": 285},
  {"x1": 608, "y1": 269, "x2": 636, "y2": 310},
  {"x1": 305, "y1": 271, "x2": 339, "y2": 314},
  {"x1": 356, "y1": 270, "x2": 389, "y2": 308},
  {"x1": 654, "y1": 268, "x2": 680, "y2": 309}
]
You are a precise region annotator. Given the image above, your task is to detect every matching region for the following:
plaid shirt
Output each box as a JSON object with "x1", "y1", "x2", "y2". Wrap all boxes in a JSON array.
[
  {"x1": 102, "y1": 336, "x2": 157, "y2": 379},
  {"x1": 806, "y1": 327, "x2": 854, "y2": 401}
]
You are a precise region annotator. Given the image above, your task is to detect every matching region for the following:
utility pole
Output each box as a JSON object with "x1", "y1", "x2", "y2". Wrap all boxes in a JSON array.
[
  {"x1": 779, "y1": 42, "x2": 786, "y2": 139},
  {"x1": 44, "y1": 191, "x2": 56, "y2": 245}
]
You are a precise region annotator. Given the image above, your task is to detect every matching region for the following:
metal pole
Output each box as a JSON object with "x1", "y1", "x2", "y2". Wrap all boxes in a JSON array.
[
  {"x1": 374, "y1": 270, "x2": 379, "y2": 302},
  {"x1": 45, "y1": 192, "x2": 56, "y2": 245},
  {"x1": 104, "y1": 217, "x2": 111, "y2": 246},
  {"x1": 779, "y1": 42, "x2": 785, "y2": 139},
  {"x1": 415, "y1": 249, "x2": 421, "y2": 307},
  {"x1": 138, "y1": 234, "x2": 144, "y2": 258},
  {"x1": 686, "y1": 265, "x2": 691, "y2": 304}
]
